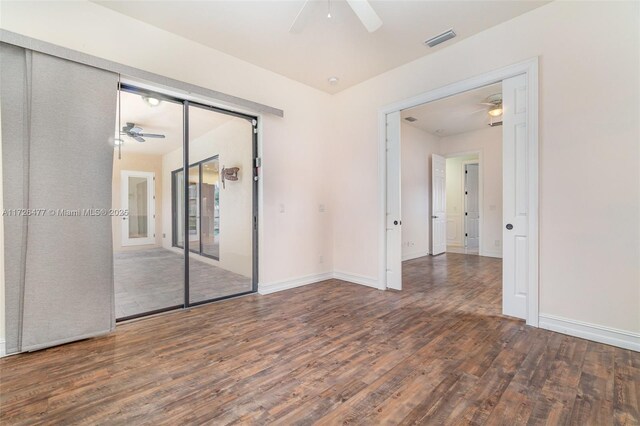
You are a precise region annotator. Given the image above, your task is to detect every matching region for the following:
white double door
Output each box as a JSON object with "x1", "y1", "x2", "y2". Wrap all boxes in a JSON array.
[{"x1": 385, "y1": 73, "x2": 530, "y2": 320}]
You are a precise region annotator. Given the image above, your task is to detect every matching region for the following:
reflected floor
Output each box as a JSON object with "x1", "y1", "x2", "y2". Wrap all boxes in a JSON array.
[{"x1": 114, "y1": 248, "x2": 252, "y2": 319}]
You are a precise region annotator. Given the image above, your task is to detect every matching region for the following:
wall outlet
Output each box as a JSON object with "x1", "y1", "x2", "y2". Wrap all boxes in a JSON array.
[
  {"x1": 319, "y1": 255, "x2": 324, "y2": 264},
  {"x1": 319, "y1": 204, "x2": 325, "y2": 213},
  {"x1": 163, "y1": 233, "x2": 166, "y2": 238},
  {"x1": 279, "y1": 203, "x2": 285, "y2": 213}
]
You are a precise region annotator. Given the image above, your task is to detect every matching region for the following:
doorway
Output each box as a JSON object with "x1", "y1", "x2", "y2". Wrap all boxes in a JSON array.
[
  {"x1": 121, "y1": 171, "x2": 156, "y2": 247},
  {"x1": 380, "y1": 59, "x2": 539, "y2": 326},
  {"x1": 112, "y1": 84, "x2": 258, "y2": 320}
]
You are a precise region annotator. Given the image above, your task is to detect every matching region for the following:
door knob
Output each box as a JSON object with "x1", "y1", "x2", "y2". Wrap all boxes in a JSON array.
[
  {"x1": 393, "y1": 220, "x2": 398, "y2": 225},
  {"x1": 506, "y1": 223, "x2": 513, "y2": 230},
  {"x1": 432, "y1": 215, "x2": 438, "y2": 219}
]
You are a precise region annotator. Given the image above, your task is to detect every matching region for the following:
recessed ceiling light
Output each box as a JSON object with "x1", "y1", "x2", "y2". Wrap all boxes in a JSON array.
[
  {"x1": 328, "y1": 76, "x2": 339, "y2": 86},
  {"x1": 142, "y1": 96, "x2": 161, "y2": 107}
]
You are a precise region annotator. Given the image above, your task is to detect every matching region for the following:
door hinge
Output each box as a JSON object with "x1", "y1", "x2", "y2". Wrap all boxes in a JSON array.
[
  {"x1": 254, "y1": 157, "x2": 262, "y2": 168},
  {"x1": 465, "y1": 233, "x2": 468, "y2": 237},
  {"x1": 465, "y1": 191, "x2": 468, "y2": 195},
  {"x1": 465, "y1": 212, "x2": 468, "y2": 216}
]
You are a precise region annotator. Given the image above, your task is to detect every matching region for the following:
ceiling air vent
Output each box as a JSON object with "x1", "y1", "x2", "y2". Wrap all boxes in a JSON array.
[
  {"x1": 404, "y1": 117, "x2": 417, "y2": 122},
  {"x1": 424, "y1": 29, "x2": 456, "y2": 48},
  {"x1": 488, "y1": 121, "x2": 503, "y2": 127}
]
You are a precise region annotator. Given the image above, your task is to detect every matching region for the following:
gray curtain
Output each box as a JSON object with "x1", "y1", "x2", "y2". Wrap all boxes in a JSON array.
[{"x1": 1, "y1": 43, "x2": 118, "y2": 353}]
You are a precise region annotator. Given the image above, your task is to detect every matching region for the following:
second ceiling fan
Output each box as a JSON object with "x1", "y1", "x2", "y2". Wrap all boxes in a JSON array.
[{"x1": 290, "y1": 0, "x2": 383, "y2": 34}]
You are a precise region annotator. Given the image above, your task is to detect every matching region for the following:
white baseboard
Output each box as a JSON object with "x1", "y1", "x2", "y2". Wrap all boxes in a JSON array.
[
  {"x1": 402, "y1": 250, "x2": 430, "y2": 261},
  {"x1": 480, "y1": 249, "x2": 502, "y2": 259},
  {"x1": 258, "y1": 272, "x2": 333, "y2": 295},
  {"x1": 0, "y1": 339, "x2": 5, "y2": 357},
  {"x1": 539, "y1": 314, "x2": 640, "y2": 352},
  {"x1": 333, "y1": 270, "x2": 380, "y2": 289}
]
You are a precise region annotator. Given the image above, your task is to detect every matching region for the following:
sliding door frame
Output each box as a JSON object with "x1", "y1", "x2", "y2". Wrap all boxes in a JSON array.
[
  {"x1": 171, "y1": 154, "x2": 220, "y2": 261},
  {"x1": 116, "y1": 84, "x2": 259, "y2": 322}
]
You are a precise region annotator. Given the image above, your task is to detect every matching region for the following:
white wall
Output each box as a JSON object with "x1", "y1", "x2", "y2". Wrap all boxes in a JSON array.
[
  {"x1": 445, "y1": 154, "x2": 479, "y2": 248},
  {"x1": 332, "y1": 1, "x2": 640, "y2": 334},
  {"x1": 440, "y1": 126, "x2": 503, "y2": 257},
  {"x1": 400, "y1": 123, "x2": 439, "y2": 260}
]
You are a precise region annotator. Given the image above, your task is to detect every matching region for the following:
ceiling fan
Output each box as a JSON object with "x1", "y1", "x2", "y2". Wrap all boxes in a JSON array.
[
  {"x1": 479, "y1": 94, "x2": 503, "y2": 117},
  {"x1": 462, "y1": 94, "x2": 503, "y2": 118},
  {"x1": 290, "y1": 0, "x2": 383, "y2": 34},
  {"x1": 121, "y1": 122, "x2": 166, "y2": 143}
]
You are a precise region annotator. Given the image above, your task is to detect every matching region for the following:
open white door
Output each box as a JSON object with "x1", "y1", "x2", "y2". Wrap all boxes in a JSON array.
[
  {"x1": 121, "y1": 170, "x2": 155, "y2": 246},
  {"x1": 502, "y1": 74, "x2": 528, "y2": 319},
  {"x1": 385, "y1": 111, "x2": 402, "y2": 290},
  {"x1": 431, "y1": 154, "x2": 446, "y2": 255}
]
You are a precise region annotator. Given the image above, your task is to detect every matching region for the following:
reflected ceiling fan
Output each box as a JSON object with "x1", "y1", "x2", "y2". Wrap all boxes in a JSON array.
[
  {"x1": 290, "y1": 0, "x2": 383, "y2": 33},
  {"x1": 121, "y1": 122, "x2": 166, "y2": 143}
]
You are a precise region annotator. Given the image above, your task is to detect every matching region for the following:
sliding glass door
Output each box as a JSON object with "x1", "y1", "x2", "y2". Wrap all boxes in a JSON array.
[
  {"x1": 172, "y1": 157, "x2": 220, "y2": 260},
  {"x1": 114, "y1": 85, "x2": 258, "y2": 322},
  {"x1": 175, "y1": 103, "x2": 255, "y2": 305}
]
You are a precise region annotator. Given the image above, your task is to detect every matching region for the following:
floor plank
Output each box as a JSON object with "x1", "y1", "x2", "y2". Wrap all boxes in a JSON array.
[{"x1": 1, "y1": 253, "x2": 638, "y2": 425}]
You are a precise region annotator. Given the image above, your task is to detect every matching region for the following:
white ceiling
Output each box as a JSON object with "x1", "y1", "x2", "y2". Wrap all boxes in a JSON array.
[
  {"x1": 94, "y1": 1, "x2": 548, "y2": 94},
  {"x1": 401, "y1": 82, "x2": 501, "y2": 137},
  {"x1": 117, "y1": 90, "x2": 233, "y2": 155}
]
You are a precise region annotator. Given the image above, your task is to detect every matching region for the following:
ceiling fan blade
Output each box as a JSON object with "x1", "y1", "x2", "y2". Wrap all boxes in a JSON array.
[
  {"x1": 289, "y1": 0, "x2": 313, "y2": 34},
  {"x1": 139, "y1": 133, "x2": 165, "y2": 139},
  {"x1": 346, "y1": 0, "x2": 382, "y2": 33},
  {"x1": 134, "y1": 136, "x2": 145, "y2": 143}
]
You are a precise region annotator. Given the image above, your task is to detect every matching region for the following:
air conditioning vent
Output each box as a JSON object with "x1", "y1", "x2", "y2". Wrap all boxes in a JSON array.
[
  {"x1": 424, "y1": 29, "x2": 456, "y2": 48},
  {"x1": 488, "y1": 121, "x2": 503, "y2": 127},
  {"x1": 404, "y1": 117, "x2": 417, "y2": 122}
]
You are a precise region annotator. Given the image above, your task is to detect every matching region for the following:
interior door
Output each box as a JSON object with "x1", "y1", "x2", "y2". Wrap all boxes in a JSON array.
[
  {"x1": 431, "y1": 154, "x2": 446, "y2": 255},
  {"x1": 121, "y1": 171, "x2": 155, "y2": 246},
  {"x1": 385, "y1": 111, "x2": 402, "y2": 290},
  {"x1": 502, "y1": 74, "x2": 528, "y2": 319},
  {"x1": 465, "y1": 163, "x2": 480, "y2": 250}
]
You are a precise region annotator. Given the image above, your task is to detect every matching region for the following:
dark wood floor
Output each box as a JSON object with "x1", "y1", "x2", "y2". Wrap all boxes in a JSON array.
[{"x1": 1, "y1": 254, "x2": 638, "y2": 425}]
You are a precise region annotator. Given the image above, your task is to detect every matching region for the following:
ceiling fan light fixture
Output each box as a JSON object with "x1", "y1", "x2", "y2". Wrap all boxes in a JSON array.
[
  {"x1": 488, "y1": 105, "x2": 503, "y2": 117},
  {"x1": 143, "y1": 96, "x2": 161, "y2": 107},
  {"x1": 114, "y1": 138, "x2": 124, "y2": 146}
]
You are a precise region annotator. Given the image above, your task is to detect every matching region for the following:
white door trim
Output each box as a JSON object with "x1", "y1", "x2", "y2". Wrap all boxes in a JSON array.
[
  {"x1": 377, "y1": 57, "x2": 539, "y2": 327},
  {"x1": 121, "y1": 170, "x2": 156, "y2": 246}
]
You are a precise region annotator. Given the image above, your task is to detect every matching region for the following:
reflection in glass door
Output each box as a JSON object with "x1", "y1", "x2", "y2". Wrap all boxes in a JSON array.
[
  {"x1": 115, "y1": 84, "x2": 257, "y2": 321},
  {"x1": 187, "y1": 103, "x2": 254, "y2": 305},
  {"x1": 172, "y1": 157, "x2": 220, "y2": 259},
  {"x1": 121, "y1": 171, "x2": 155, "y2": 246}
]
